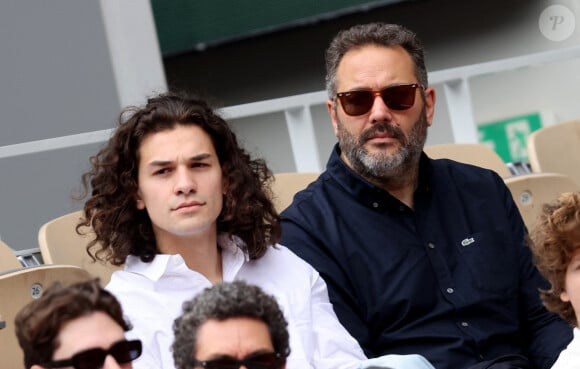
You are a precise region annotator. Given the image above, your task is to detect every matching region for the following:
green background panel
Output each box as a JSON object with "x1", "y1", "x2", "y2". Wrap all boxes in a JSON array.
[
  {"x1": 150, "y1": 0, "x2": 405, "y2": 55},
  {"x1": 478, "y1": 112, "x2": 543, "y2": 163}
]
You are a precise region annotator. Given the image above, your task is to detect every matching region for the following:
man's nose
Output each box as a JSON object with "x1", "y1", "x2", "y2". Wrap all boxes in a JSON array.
[
  {"x1": 174, "y1": 167, "x2": 196, "y2": 195},
  {"x1": 103, "y1": 354, "x2": 123, "y2": 369},
  {"x1": 368, "y1": 94, "x2": 393, "y2": 123}
]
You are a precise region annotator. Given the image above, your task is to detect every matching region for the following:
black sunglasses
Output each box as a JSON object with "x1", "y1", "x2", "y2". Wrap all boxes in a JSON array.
[
  {"x1": 336, "y1": 83, "x2": 423, "y2": 116},
  {"x1": 191, "y1": 351, "x2": 285, "y2": 369},
  {"x1": 43, "y1": 339, "x2": 142, "y2": 369}
]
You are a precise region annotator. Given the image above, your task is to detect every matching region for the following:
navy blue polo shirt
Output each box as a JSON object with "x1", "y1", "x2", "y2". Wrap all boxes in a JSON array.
[{"x1": 280, "y1": 144, "x2": 572, "y2": 369}]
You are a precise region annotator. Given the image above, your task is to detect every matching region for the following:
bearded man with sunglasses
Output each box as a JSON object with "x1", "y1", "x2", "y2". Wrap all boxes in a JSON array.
[
  {"x1": 280, "y1": 22, "x2": 572, "y2": 369},
  {"x1": 15, "y1": 279, "x2": 142, "y2": 369}
]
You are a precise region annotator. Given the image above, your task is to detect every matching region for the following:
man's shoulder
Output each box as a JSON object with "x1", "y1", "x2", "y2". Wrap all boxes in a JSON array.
[
  {"x1": 260, "y1": 244, "x2": 318, "y2": 270},
  {"x1": 241, "y1": 245, "x2": 320, "y2": 287},
  {"x1": 280, "y1": 172, "x2": 334, "y2": 219}
]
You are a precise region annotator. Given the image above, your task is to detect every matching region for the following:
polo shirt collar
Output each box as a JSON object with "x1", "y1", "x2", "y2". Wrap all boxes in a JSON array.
[{"x1": 327, "y1": 143, "x2": 433, "y2": 211}]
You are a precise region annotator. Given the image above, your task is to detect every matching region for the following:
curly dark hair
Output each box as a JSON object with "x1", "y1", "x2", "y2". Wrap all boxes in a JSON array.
[
  {"x1": 325, "y1": 22, "x2": 428, "y2": 99},
  {"x1": 77, "y1": 92, "x2": 281, "y2": 265},
  {"x1": 14, "y1": 279, "x2": 130, "y2": 369},
  {"x1": 172, "y1": 280, "x2": 290, "y2": 369},
  {"x1": 530, "y1": 191, "x2": 580, "y2": 326}
]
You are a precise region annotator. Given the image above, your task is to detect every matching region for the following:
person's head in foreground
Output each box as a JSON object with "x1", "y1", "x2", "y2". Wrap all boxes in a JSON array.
[
  {"x1": 172, "y1": 280, "x2": 290, "y2": 369},
  {"x1": 325, "y1": 22, "x2": 435, "y2": 183},
  {"x1": 531, "y1": 191, "x2": 580, "y2": 327},
  {"x1": 15, "y1": 279, "x2": 142, "y2": 369}
]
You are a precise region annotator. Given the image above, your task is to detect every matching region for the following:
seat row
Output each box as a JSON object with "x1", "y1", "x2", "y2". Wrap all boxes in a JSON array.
[
  {"x1": 1, "y1": 146, "x2": 578, "y2": 282},
  {"x1": 14, "y1": 151, "x2": 577, "y2": 283},
  {"x1": 3, "y1": 119, "x2": 578, "y2": 277}
]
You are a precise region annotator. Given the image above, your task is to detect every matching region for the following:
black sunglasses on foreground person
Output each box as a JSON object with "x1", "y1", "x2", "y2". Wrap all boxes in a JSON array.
[
  {"x1": 76, "y1": 91, "x2": 440, "y2": 369},
  {"x1": 14, "y1": 279, "x2": 141, "y2": 369},
  {"x1": 279, "y1": 22, "x2": 573, "y2": 369},
  {"x1": 43, "y1": 340, "x2": 142, "y2": 369}
]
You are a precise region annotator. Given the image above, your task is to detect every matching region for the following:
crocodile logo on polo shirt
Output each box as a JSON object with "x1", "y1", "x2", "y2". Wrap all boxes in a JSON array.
[{"x1": 461, "y1": 237, "x2": 475, "y2": 247}]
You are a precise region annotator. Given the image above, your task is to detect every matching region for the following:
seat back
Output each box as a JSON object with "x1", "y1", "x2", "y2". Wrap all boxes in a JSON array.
[
  {"x1": 38, "y1": 211, "x2": 122, "y2": 285},
  {"x1": 271, "y1": 172, "x2": 320, "y2": 212},
  {"x1": 424, "y1": 143, "x2": 511, "y2": 177},
  {"x1": 504, "y1": 173, "x2": 580, "y2": 231},
  {"x1": 527, "y1": 119, "x2": 580, "y2": 186},
  {"x1": 0, "y1": 265, "x2": 92, "y2": 369},
  {"x1": 0, "y1": 239, "x2": 21, "y2": 271}
]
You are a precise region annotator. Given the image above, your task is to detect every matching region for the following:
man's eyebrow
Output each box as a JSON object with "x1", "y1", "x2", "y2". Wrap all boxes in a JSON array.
[
  {"x1": 204, "y1": 349, "x2": 273, "y2": 360},
  {"x1": 147, "y1": 153, "x2": 213, "y2": 168},
  {"x1": 147, "y1": 160, "x2": 172, "y2": 168},
  {"x1": 189, "y1": 153, "x2": 212, "y2": 161},
  {"x1": 204, "y1": 353, "x2": 236, "y2": 360}
]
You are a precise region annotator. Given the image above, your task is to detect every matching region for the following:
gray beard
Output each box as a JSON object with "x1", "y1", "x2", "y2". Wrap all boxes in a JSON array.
[{"x1": 337, "y1": 107, "x2": 428, "y2": 181}]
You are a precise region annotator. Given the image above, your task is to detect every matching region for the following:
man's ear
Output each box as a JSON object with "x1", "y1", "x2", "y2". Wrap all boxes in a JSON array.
[
  {"x1": 560, "y1": 289, "x2": 570, "y2": 302},
  {"x1": 424, "y1": 86, "x2": 436, "y2": 127},
  {"x1": 135, "y1": 191, "x2": 145, "y2": 210},
  {"x1": 222, "y1": 177, "x2": 227, "y2": 195},
  {"x1": 327, "y1": 99, "x2": 339, "y2": 137}
]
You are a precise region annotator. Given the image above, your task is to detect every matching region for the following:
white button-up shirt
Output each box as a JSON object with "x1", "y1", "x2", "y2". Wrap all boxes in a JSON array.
[
  {"x1": 552, "y1": 327, "x2": 580, "y2": 369},
  {"x1": 106, "y1": 234, "x2": 366, "y2": 369}
]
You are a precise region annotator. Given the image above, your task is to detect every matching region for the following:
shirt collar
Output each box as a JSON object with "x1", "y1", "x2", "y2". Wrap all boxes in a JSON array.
[
  {"x1": 124, "y1": 233, "x2": 249, "y2": 282},
  {"x1": 219, "y1": 234, "x2": 250, "y2": 281},
  {"x1": 417, "y1": 151, "x2": 433, "y2": 193},
  {"x1": 326, "y1": 143, "x2": 432, "y2": 211}
]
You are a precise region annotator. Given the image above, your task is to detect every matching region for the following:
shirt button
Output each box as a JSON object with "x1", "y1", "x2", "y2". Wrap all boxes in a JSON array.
[
  {"x1": 372, "y1": 202, "x2": 379, "y2": 208},
  {"x1": 461, "y1": 322, "x2": 469, "y2": 327},
  {"x1": 399, "y1": 205, "x2": 405, "y2": 212},
  {"x1": 427, "y1": 242, "x2": 435, "y2": 249},
  {"x1": 446, "y1": 288, "x2": 454, "y2": 294}
]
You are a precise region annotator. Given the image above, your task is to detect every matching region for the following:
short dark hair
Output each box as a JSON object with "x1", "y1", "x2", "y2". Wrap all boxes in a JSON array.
[
  {"x1": 530, "y1": 191, "x2": 580, "y2": 326},
  {"x1": 172, "y1": 280, "x2": 290, "y2": 369},
  {"x1": 14, "y1": 279, "x2": 129, "y2": 369},
  {"x1": 78, "y1": 92, "x2": 281, "y2": 265},
  {"x1": 325, "y1": 22, "x2": 428, "y2": 98}
]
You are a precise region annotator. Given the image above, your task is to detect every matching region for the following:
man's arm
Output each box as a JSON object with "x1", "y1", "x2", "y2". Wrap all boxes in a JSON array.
[{"x1": 280, "y1": 215, "x2": 374, "y2": 356}]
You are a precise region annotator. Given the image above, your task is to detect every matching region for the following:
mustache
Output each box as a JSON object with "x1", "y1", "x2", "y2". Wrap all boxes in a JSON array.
[{"x1": 360, "y1": 123, "x2": 404, "y2": 143}]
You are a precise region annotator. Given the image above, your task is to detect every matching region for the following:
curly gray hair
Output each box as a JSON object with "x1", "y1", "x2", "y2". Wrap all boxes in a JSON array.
[{"x1": 172, "y1": 280, "x2": 290, "y2": 369}]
